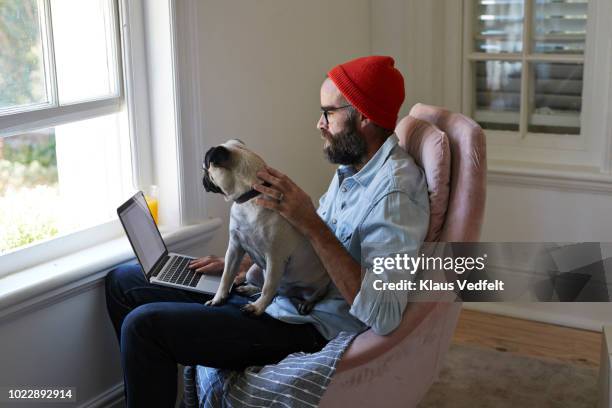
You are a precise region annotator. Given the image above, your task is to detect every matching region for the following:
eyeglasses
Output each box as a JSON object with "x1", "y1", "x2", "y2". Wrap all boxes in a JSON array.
[{"x1": 320, "y1": 104, "x2": 352, "y2": 126}]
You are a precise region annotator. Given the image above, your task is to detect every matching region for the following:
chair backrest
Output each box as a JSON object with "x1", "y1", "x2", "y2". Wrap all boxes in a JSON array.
[
  {"x1": 334, "y1": 104, "x2": 487, "y2": 372},
  {"x1": 409, "y1": 103, "x2": 487, "y2": 242},
  {"x1": 396, "y1": 115, "x2": 451, "y2": 242}
]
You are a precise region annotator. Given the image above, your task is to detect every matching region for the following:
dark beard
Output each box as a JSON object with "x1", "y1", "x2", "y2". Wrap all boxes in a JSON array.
[{"x1": 322, "y1": 121, "x2": 367, "y2": 166}]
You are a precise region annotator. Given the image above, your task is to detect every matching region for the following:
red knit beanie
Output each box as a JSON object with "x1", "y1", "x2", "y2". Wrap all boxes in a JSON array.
[{"x1": 328, "y1": 55, "x2": 405, "y2": 130}]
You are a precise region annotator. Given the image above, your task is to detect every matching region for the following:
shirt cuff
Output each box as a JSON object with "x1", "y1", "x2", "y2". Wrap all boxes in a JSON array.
[{"x1": 348, "y1": 269, "x2": 404, "y2": 335}]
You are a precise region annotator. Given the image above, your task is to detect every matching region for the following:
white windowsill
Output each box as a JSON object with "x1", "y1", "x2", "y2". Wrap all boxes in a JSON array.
[
  {"x1": 488, "y1": 161, "x2": 612, "y2": 194},
  {"x1": 0, "y1": 218, "x2": 222, "y2": 320}
]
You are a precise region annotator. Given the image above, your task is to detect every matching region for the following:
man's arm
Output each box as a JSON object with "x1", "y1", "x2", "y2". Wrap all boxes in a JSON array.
[
  {"x1": 301, "y1": 216, "x2": 361, "y2": 305},
  {"x1": 252, "y1": 167, "x2": 361, "y2": 305},
  {"x1": 348, "y1": 191, "x2": 429, "y2": 335}
]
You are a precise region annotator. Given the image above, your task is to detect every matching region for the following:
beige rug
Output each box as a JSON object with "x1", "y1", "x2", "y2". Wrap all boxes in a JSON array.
[{"x1": 419, "y1": 343, "x2": 599, "y2": 408}]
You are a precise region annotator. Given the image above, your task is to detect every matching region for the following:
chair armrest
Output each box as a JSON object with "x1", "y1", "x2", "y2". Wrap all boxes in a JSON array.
[{"x1": 336, "y1": 301, "x2": 439, "y2": 372}]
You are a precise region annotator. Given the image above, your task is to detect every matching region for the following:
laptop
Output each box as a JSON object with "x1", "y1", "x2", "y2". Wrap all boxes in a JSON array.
[{"x1": 117, "y1": 191, "x2": 221, "y2": 295}]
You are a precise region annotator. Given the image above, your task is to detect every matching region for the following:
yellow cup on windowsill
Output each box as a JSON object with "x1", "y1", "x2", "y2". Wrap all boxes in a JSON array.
[{"x1": 145, "y1": 185, "x2": 159, "y2": 225}]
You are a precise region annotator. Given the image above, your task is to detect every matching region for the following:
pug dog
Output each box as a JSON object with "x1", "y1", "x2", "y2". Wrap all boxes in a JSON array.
[{"x1": 201, "y1": 139, "x2": 330, "y2": 316}]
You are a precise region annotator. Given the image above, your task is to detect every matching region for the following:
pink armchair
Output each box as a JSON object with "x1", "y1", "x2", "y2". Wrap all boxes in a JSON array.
[{"x1": 318, "y1": 103, "x2": 487, "y2": 407}]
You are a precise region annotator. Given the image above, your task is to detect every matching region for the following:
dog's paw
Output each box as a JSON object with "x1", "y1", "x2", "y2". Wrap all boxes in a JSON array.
[
  {"x1": 297, "y1": 301, "x2": 314, "y2": 315},
  {"x1": 205, "y1": 293, "x2": 228, "y2": 307},
  {"x1": 235, "y1": 284, "x2": 261, "y2": 297},
  {"x1": 240, "y1": 301, "x2": 267, "y2": 316},
  {"x1": 289, "y1": 297, "x2": 315, "y2": 315}
]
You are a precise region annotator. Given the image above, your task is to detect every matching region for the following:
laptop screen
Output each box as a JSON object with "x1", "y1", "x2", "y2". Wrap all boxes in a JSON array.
[{"x1": 117, "y1": 192, "x2": 167, "y2": 276}]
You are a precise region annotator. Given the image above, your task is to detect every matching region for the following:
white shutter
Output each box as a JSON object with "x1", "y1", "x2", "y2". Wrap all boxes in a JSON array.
[{"x1": 470, "y1": 0, "x2": 588, "y2": 134}]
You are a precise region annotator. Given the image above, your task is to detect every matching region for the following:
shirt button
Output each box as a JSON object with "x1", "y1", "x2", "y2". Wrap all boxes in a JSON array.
[
  {"x1": 331, "y1": 218, "x2": 337, "y2": 224},
  {"x1": 341, "y1": 202, "x2": 346, "y2": 209},
  {"x1": 341, "y1": 187, "x2": 347, "y2": 192}
]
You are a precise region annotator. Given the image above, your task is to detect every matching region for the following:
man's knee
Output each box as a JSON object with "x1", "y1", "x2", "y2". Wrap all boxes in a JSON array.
[
  {"x1": 105, "y1": 268, "x2": 118, "y2": 294},
  {"x1": 105, "y1": 265, "x2": 144, "y2": 320},
  {"x1": 106, "y1": 263, "x2": 136, "y2": 283},
  {"x1": 105, "y1": 264, "x2": 139, "y2": 297},
  {"x1": 121, "y1": 303, "x2": 163, "y2": 344},
  {"x1": 105, "y1": 267, "x2": 124, "y2": 306}
]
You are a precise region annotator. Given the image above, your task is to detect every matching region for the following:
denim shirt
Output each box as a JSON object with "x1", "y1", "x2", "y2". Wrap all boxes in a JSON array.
[{"x1": 265, "y1": 134, "x2": 430, "y2": 340}]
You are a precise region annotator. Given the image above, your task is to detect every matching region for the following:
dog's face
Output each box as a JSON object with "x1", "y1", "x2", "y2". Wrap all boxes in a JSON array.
[{"x1": 202, "y1": 139, "x2": 266, "y2": 202}]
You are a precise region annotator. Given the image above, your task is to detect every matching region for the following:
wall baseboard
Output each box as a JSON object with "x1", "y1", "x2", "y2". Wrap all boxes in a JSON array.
[
  {"x1": 463, "y1": 302, "x2": 607, "y2": 332},
  {"x1": 78, "y1": 382, "x2": 123, "y2": 408},
  {"x1": 600, "y1": 326, "x2": 611, "y2": 408}
]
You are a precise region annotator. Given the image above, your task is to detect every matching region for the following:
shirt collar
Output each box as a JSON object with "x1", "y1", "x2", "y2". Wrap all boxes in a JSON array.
[{"x1": 336, "y1": 134, "x2": 398, "y2": 187}]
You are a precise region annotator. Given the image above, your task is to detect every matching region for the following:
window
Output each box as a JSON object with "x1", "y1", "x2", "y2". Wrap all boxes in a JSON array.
[
  {"x1": 0, "y1": 0, "x2": 134, "y2": 257},
  {"x1": 462, "y1": 0, "x2": 608, "y2": 169},
  {"x1": 469, "y1": 0, "x2": 586, "y2": 135}
]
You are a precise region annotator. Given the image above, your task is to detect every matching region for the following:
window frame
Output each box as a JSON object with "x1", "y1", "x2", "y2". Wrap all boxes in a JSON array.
[
  {"x1": 0, "y1": 0, "x2": 124, "y2": 137},
  {"x1": 0, "y1": 0, "x2": 154, "y2": 277},
  {"x1": 461, "y1": 0, "x2": 611, "y2": 171}
]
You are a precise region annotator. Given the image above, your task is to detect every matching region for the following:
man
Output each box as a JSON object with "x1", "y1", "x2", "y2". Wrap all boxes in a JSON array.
[{"x1": 105, "y1": 55, "x2": 429, "y2": 407}]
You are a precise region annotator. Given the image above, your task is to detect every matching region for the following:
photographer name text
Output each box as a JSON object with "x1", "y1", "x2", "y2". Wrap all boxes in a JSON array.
[{"x1": 372, "y1": 279, "x2": 505, "y2": 292}]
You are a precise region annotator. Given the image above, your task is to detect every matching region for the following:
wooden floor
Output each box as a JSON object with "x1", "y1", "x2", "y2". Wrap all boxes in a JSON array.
[{"x1": 452, "y1": 309, "x2": 602, "y2": 368}]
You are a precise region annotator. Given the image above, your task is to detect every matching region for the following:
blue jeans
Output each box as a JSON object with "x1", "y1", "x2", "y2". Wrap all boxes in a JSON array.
[{"x1": 104, "y1": 263, "x2": 327, "y2": 408}]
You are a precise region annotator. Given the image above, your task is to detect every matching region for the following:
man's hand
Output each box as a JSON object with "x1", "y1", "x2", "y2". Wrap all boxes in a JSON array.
[
  {"x1": 188, "y1": 255, "x2": 252, "y2": 285},
  {"x1": 189, "y1": 255, "x2": 224, "y2": 274},
  {"x1": 253, "y1": 166, "x2": 321, "y2": 237}
]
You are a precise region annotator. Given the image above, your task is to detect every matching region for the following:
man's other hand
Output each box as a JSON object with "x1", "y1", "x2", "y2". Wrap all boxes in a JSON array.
[{"x1": 253, "y1": 166, "x2": 321, "y2": 237}]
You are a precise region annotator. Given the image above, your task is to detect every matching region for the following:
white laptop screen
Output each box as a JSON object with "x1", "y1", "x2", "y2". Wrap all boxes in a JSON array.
[{"x1": 118, "y1": 193, "x2": 166, "y2": 275}]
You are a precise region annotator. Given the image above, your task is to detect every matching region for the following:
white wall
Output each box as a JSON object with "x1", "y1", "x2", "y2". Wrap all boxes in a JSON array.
[
  {"x1": 473, "y1": 183, "x2": 612, "y2": 331},
  {"x1": 186, "y1": 0, "x2": 371, "y2": 255},
  {"x1": 371, "y1": 0, "x2": 463, "y2": 117},
  {"x1": 483, "y1": 184, "x2": 612, "y2": 242},
  {"x1": 0, "y1": 279, "x2": 123, "y2": 407}
]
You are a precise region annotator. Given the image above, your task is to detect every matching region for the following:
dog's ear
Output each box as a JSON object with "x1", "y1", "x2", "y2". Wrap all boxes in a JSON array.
[{"x1": 204, "y1": 146, "x2": 231, "y2": 169}]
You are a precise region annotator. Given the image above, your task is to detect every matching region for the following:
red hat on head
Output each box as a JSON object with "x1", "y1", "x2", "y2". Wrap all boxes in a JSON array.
[{"x1": 328, "y1": 55, "x2": 405, "y2": 130}]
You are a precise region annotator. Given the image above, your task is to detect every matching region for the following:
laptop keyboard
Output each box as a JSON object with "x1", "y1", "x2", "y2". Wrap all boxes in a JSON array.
[{"x1": 157, "y1": 256, "x2": 201, "y2": 287}]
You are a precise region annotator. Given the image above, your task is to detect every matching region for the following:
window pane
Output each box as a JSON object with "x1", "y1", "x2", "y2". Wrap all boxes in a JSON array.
[
  {"x1": 533, "y1": 0, "x2": 588, "y2": 54},
  {"x1": 474, "y1": 60, "x2": 521, "y2": 131},
  {"x1": 528, "y1": 62, "x2": 582, "y2": 134},
  {"x1": 0, "y1": 0, "x2": 49, "y2": 112},
  {"x1": 0, "y1": 129, "x2": 59, "y2": 253},
  {"x1": 474, "y1": 0, "x2": 524, "y2": 54},
  {"x1": 51, "y1": 0, "x2": 119, "y2": 104},
  {"x1": 0, "y1": 112, "x2": 132, "y2": 255}
]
